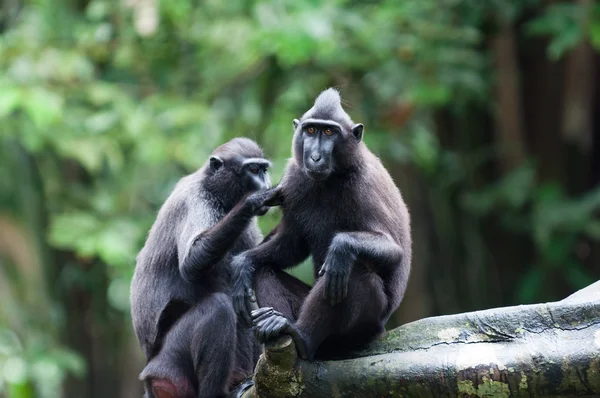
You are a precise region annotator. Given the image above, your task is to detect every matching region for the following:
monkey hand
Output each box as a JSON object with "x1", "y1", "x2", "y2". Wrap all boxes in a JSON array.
[
  {"x1": 244, "y1": 187, "x2": 283, "y2": 216},
  {"x1": 262, "y1": 185, "x2": 284, "y2": 207},
  {"x1": 318, "y1": 251, "x2": 354, "y2": 306},
  {"x1": 251, "y1": 307, "x2": 289, "y2": 343},
  {"x1": 251, "y1": 307, "x2": 310, "y2": 359},
  {"x1": 230, "y1": 254, "x2": 256, "y2": 327}
]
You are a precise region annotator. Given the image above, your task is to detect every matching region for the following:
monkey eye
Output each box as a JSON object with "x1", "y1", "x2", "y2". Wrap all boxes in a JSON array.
[
  {"x1": 307, "y1": 127, "x2": 316, "y2": 134},
  {"x1": 249, "y1": 165, "x2": 260, "y2": 174},
  {"x1": 324, "y1": 128, "x2": 334, "y2": 136}
]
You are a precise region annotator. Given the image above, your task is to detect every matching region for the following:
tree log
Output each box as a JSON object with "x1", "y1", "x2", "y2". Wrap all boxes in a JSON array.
[{"x1": 243, "y1": 281, "x2": 600, "y2": 397}]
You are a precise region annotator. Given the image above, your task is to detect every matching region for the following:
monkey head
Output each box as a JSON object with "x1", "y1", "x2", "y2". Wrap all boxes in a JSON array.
[
  {"x1": 292, "y1": 88, "x2": 364, "y2": 181},
  {"x1": 203, "y1": 137, "x2": 272, "y2": 211}
]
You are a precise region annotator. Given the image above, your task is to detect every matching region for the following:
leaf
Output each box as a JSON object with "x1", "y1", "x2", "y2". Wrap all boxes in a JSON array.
[
  {"x1": 47, "y1": 350, "x2": 86, "y2": 377},
  {"x1": 547, "y1": 27, "x2": 582, "y2": 60},
  {"x1": 0, "y1": 329, "x2": 23, "y2": 356},
  {"x1": 108, "y1": 278, "x2": 131, "y2": 312},
  {"x1": 526, "y1": 3, "x2": 585, "y2": 60},
  {"x1": 84, "y1": 111, "x2": 119, "y2": 134},
  {"x1": 96, "y1": 220, "x2": 141, "y2": 267},
  {"x1": 48, "y1": 212, "x2": 101, "y2": 256},
  {"x1": 0, "y1": 87, "x2": 20, "y2": 119},
  {"x1": 55, "y1": 138, "x2": 107, "y2": 173},
  {"x1": 590, "y1": 20, "x2": 600, "y2": 49},
  {"x1": 22, "y1": 87, "x2": 64, "y2": 129},
  {"x1": 409, "y1": 126, "x2": 440, "y2": 174}
]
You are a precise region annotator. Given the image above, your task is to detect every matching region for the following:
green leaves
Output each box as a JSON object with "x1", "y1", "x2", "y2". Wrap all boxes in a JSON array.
[
  {"x1": 0, "y1": 86, "x2": 20, "y2": 119},
  {"x1": 49, "y1": 212, "x2": 143, "y2": 269},
  {"x1": 527, "y1": 2, "x2": 598, "y2": 60}
]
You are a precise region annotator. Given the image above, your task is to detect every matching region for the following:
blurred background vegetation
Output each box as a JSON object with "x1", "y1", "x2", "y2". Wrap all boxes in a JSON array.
[{"x1": 1, "y1": 0, "x2": 600, "y2": 396}]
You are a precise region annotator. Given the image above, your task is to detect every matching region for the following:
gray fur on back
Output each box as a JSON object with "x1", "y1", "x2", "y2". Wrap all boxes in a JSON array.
[{"x1": 130, "y1": 159, "x2": 263, "y2": 359}]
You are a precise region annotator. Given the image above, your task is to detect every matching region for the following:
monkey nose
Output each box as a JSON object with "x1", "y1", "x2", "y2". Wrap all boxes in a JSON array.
[{"x1": 310, "y1": 154, "x2": 321, "y2": 162}]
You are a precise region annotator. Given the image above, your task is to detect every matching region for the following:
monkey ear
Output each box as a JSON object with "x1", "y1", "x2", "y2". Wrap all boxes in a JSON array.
[
  {"x1": 352, "y1": 124, "x2": 364, "y2": 142},
  {"x1": 293, "y1": 119, "x2": 300, "y2": 130},
  {"x1": 209, "y1": 156, "x2": 223, "y2": 171}
]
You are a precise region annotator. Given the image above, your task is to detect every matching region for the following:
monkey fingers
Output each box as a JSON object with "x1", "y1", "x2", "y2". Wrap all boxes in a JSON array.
[
  {"x1": 264, "y1": 317, "x2": 288, "y2": 342},
  {"x1": 267, "y1": 317, "x2": 289, "y2": 341},
  {"x1": 251, "y1": 307, "x2": 277, "y2": 325},
  {"x1": 263, "y1": 189, "x2": 284, "y2": 207},
  {"x1": 255, "y1": 316, "x2": 281, "y2": 342},
  {"x1": 254, "y1": 314, "x2": 286, "y2": 343}
]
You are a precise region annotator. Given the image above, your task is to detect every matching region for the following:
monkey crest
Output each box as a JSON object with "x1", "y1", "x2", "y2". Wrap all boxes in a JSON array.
[{"x1": 291, "y1": 88, "x2": 364, "y2": 181}]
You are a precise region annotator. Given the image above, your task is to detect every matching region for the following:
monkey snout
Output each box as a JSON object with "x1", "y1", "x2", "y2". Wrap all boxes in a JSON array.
[{"x1": 310, "y1": 153, "x2": 322, "y2": 163}]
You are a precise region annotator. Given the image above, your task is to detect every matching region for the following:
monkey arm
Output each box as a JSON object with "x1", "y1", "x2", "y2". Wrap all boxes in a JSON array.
[
  {"x1": 179, "y1": 202, "x2": 255, "y2": 281},
  {"x1": 331, "y1": 231, "x2": 404, "y2": 269},
  {"x1": 230, "y1": 224, "x2": 310, "y2": 326},
  {"x1": 319, "y1": 231, "x2": 403, "y2": 305},
  {"x1": 179, "y1": 188, "x2": 279, "y2": 282},
  {"x1": 245, "y1": 223, "x2": 311, "y2": 271}
]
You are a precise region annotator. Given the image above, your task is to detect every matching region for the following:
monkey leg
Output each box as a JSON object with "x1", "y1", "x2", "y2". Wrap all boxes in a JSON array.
[
  {"x1": 296, "y1": 266, "x2": 388, "y2": 360},
  {"x1": 140, "y1": 293, "x2": 238, "y2": 398},
  {"x1": 254, "y1": 267, "x2": 310, "y2": 321},
  {"x1": 252, "y1": 267, "x2": 387, "y2": 361}
]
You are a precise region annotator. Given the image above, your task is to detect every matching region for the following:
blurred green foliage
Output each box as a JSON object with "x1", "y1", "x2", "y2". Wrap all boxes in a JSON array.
[{"x1": 1, "y1": 0, "x2": 600, "y2": 396}]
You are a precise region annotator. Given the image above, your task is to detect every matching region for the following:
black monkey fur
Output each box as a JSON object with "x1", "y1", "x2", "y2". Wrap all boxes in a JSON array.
[
  {"x1": 130, "y1": 138, "x2": 279, "y2": 398},
  {"x1": 230, "y1": 89, "x2": 412, "y2": 360}
]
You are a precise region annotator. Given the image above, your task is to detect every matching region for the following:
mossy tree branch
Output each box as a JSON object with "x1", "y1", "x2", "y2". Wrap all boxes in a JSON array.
[{"x1": 243, "y1": 281, "x2": 600, "y2": 397}]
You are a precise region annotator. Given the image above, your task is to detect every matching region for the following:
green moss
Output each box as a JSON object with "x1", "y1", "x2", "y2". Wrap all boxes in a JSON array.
[
  {"x1": 586, "y1": 357, "x2": 600, "y2": 391},
  {"x1": 519, "y1": 372, "x2": 528, "y2": 391},
  {"x1": 457, "y1": 380, "x2": 477, "y2": 395},
  {"x1": 477, "y1": 376, "x2": 510, "y2": 398},
  {"x1": 558, "y1": 358, "x2": 588, "y2": 393}
]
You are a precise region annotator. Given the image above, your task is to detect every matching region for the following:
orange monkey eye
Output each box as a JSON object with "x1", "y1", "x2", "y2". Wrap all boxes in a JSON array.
[
  {"x1": 324, "y1": 128, "x2": 333, "y2": 136},
  {"x1": 307, "y1": 127, "x2": 315, "y2": 134}
]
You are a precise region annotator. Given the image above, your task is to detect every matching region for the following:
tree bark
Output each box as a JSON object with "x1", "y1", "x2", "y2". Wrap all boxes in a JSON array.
[
  {"x1": 244, "y1": 280, "x2": 600, "y2": 397},
  {"x1": 491, "y1": 21, "x2": 527, "y2": 173}
]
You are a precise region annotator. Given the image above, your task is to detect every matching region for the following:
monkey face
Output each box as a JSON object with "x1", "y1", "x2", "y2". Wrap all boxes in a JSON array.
[
  {"x1": 206, "y1": 138, "x2": 272, "y2": 209},
  {"x1": 242, "y1": 158, "x2": 271, "y2": 192},
  {"x1": 297, "y1": 120, "x2": 343, "y2": 181}
]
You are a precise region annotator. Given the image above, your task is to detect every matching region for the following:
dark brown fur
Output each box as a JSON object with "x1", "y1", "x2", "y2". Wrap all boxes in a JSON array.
[{"x1": 230, "y1": 89, "x2": 412, "y2": 360}]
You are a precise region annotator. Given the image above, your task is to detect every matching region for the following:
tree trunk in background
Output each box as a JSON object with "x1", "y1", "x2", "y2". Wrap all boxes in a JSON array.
[
  {"x1": 520, "y1": 38, "x2": 566, "y2": 184},
  {"x1": 54, "y1": 161, "x2": 138, "y2": 397},
  {"x1": 119, "y1": 323, "x2": 146, "y2": 397},
  {"x1": 560, "y1": 1, "x2": 595, "y2": 195},
  {"x1": 60, "y1": 255, "x2": 138, "y2": 398},
  {"x1": 388, "y1": 165, "x2": 434, "y2": 326},
  {"x1": 491, "y1": 22, "x2": 527, "y2": 172}
]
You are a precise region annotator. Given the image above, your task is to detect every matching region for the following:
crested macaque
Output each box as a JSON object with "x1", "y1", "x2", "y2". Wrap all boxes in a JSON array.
[
  {"x1": 230, "y1": 89, "x2": 412, "y2": 360},
  {"x1": 130, "y1": 138, "x2": 279, "y2": 398}
]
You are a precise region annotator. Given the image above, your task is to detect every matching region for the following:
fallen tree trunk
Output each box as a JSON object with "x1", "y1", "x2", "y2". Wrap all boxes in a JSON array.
[{"x1": 243, "y1": 280, "x2": 600, "y2": 397}]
